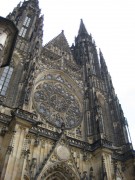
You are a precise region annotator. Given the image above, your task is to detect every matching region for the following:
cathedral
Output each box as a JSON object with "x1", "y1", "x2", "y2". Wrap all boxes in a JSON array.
[{"x1": 0, "y1": 0, "x2": 135, "y2": 179}]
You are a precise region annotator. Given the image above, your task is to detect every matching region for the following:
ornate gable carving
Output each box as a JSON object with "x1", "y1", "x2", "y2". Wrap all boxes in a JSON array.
[{"x1": 35, "y1": 133, "x2": 81, "y2": 180}]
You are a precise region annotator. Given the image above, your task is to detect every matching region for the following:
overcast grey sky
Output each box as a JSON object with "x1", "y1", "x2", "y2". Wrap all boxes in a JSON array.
[{"x1": 0, "y1": 0, "x2": 135, "y2": 147}]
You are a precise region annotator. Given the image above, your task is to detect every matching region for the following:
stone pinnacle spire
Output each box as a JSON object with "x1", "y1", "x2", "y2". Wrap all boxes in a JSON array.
[{"x1": 78, "y1": 19, "x2": 89, "y2": 36}]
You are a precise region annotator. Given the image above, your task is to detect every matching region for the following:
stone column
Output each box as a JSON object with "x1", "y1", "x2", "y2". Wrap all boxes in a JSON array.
[
  {"x1": 2, "y1": 124, "x2": 23, "y2": 180},
  {"x1": 1, "y1": 117, "x2": 31, "y2": 180}
]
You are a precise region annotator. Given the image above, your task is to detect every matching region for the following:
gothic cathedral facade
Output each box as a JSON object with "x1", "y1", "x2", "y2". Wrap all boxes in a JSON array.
[{"x1": 0, "y1": 0, "x2": 135, "y2": 179}]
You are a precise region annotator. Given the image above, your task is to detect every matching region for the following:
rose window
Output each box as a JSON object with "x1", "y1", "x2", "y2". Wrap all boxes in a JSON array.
[{"x1": 33, "y1": 81, "x2": 82, "y2": 129}]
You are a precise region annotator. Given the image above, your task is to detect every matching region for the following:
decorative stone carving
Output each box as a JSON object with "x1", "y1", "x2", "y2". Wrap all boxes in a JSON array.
[
  {"x1": 31, "y1": 158, "x2": 37, "y2": 169},
  {"x1": 89, "y1": 167, "x2": 94, "y2": 179},
  {"x1": 83, "y1": 151, "x2": 88, "y2": 161},
  {"x1": 0, "y1": 126, "x2": 8, "y2": 136},
  {"x1": 7, "y1": 145, "x2": 13, "y2": 154},
  {"x1": 22, "y1": 149, "x2": 30, "y2": 158},
  {"x1": 34, "y1": 133, "x2": 40, "y2": 147},
  {"x1": 82, "y1": 171, "x2": 88, "y2": 180}
]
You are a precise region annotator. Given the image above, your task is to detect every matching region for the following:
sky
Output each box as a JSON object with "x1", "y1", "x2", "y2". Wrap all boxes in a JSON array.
[{"x1": 0, "y1": 0, "x2": 135, "y2": 148}]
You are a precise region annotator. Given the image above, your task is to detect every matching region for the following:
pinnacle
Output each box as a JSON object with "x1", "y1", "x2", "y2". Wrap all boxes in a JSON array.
[
  {"x1": 99, "y1": 49, "x2": 105, "y2": 60},
  {"x1": 99, "y1": 48, "x2": 103, "y2": 57},
  {"x1": 25, "y1": 0, "x2": 39, "y2": 6},
  {"x1": 99, "y1": 48, "x2": 108, "y2": 72}
]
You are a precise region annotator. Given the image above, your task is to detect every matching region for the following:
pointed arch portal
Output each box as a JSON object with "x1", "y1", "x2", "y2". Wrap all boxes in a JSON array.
[
  {"x1": 40, "y1": 163, "x2": 79, "y2": 180},
  {"x1": 46, "y1": 171, "x2": 69, "y2": 180}
]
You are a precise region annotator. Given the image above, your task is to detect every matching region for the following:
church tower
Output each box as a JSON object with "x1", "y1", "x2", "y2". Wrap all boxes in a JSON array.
[
  {"x1": 0, "y1": 0, "x2": 43, "y2": 107},
  {"x1": 72, "y1": 20, "x2": 130, "y2": 147},
  {"x1": 0, "y1": 1, "x2": 135, "y2": 180}
]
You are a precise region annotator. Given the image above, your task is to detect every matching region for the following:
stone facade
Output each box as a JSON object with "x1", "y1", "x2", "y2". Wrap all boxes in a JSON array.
[{"x1": 0, "y1": 0, "x2": 135, "y2": 179}]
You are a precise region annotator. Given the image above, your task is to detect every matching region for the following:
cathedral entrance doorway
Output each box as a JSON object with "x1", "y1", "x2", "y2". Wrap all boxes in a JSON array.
[{"x1": 41, "y1": 162, "x2": 79, "y2": 180}]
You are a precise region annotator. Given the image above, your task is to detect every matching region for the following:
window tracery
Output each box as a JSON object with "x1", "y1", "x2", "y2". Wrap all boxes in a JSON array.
[
  {"x1": 33, "y1": 79, "x2": 82, "y2": 129},
  {"x1": 19, "y1": 16, "x2": 31, "y2": 38}
]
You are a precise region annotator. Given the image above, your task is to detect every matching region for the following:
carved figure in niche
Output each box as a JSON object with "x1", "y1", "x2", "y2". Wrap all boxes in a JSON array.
[
  {"x1": 35, "y1": 41, "x2": 40, "y2": 56},
  {"x1": 24, "y1": 87, "x2": 31, "y2": 104},
  {"x1": 61, "y1": 122, "x2": 65, "y2": 131},
  {"x1": 94, "y1": 93, "x2": 104, "y2": 134},
  {"x1": 82, "y1": 171, "x2": 88, "y2": 180},
  {"x1": 96, "y1": 115, "x2": 104, "y2": 134},
  {"x1": 84, "y1": 88, "x2": 89, "y2": 99},
  {"x1": 89, "y1": 167, "x2": 94, "y2": 180},
  {"x1": 76, "y1": 126, "x2": 82, "y2": 135},
  {"x1": 87, "y1": 67, "x2": 91, "y2": 77}
]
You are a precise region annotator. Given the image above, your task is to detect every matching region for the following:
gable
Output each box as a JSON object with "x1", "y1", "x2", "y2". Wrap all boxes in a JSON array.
[{"x1": 45, "y1": 31, "x2": 72, "y2": 55}]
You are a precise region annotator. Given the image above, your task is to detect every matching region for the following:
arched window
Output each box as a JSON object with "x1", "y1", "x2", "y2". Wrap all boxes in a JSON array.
[
  {"x1": 19, "y1": 16, "x2": 31, "y2": 38},
  {"x1": 0, "y1": 66, "x2": 13, "y2": 95},
  {"x1": 23, "y1": 16, "x2": 31, "y2": 27}
]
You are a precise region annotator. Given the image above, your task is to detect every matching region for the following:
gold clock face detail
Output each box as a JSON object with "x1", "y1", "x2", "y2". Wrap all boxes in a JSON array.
[{"x1": 33, "y1": 76, "x2": 82, "y2": 129}]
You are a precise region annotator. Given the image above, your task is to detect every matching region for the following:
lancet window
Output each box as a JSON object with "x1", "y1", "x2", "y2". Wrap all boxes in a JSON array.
[
  {"x1": 19, "y1": 16, "x2": 31, "y2": 38},
  {"x1": 0, "y1": 66, "x2": 13, "y2": 95}
]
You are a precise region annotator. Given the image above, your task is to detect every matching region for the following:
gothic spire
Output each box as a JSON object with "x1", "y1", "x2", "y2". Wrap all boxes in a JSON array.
[{"x1": 78, "y1": 19, "x2": 89, "y2": 36}]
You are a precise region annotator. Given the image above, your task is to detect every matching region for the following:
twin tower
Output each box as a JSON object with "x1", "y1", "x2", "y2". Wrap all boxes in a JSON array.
[{"x1": 0, "y1": 0, "x2": 134, "y2": 179}]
